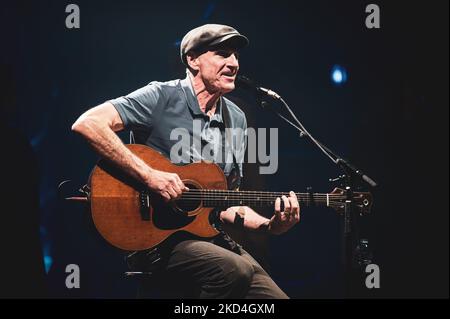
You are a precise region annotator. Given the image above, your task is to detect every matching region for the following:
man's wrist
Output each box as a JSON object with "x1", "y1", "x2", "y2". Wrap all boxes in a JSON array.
[
  {"x1": 140, "y1": 165, "x2": 154, "y2": 183},
  {"x1": 258, "y1": 220, "x2": 271, "y2": 234}
]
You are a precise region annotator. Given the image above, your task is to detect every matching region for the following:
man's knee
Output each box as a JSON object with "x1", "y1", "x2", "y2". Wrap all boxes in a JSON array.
[{"x1": 226, "y1": 257, "x2": 254, "y2": 290}]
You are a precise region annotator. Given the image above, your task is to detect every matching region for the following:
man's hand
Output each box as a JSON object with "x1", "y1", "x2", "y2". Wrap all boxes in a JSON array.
[
  {"x1": 268, "y1": 191, "x2": 300, "y2": 235},
  {"x1": 145, "y1": 169, "x2": 189, "y2": 202}
]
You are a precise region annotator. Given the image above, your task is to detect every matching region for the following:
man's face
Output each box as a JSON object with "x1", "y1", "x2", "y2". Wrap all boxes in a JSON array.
[{"x1": 191, "y1": 46, "x2": 240, "y2": 94}]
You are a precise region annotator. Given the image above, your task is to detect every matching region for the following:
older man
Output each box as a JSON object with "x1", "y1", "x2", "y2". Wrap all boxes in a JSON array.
[{"x1": 72, "y1": 24, "x2": 299, "y2": 298}]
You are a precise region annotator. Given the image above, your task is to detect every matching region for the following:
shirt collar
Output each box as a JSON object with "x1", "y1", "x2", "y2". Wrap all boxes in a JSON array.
[{"x1": 180, "y1": 75, "x2": 224, "y2": 123}]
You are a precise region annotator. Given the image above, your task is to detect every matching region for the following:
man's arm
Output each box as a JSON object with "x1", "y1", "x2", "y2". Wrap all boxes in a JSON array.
[
  {"x1": 72, "y1": 102, "x2": 187, "y2": 201},
  {"x1": 221, "y1": 206, "x2": 270, "y2": 230},
  {"x1": 220, "y1": 192, "x2": 300, "y2": 235}
]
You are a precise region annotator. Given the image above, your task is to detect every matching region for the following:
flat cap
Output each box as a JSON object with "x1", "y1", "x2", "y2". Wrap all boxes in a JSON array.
[{"x1": 180, "y1": 24, "x2": 249, "y2": 65}]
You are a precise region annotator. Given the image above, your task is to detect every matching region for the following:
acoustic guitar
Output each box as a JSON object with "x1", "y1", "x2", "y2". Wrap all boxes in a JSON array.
[{"x1": 85, "y1": 144, "x2": 372, "y2": 251}]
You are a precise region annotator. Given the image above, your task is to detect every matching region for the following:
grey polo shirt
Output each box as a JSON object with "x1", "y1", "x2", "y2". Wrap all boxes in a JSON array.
[{"x1": 109, "y1": 75, "x2": 247, "y2": 186}]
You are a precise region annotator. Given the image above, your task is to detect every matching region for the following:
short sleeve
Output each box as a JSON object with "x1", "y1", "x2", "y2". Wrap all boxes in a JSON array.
[{"x1": 108, "y1": 82, "x2": 165, "y2": 131}]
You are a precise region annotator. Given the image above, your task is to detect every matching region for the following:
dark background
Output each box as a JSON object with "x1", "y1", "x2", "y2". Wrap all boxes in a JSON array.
[{"x1": 0, "y1": 0, "x2": 448, "y2": 298}]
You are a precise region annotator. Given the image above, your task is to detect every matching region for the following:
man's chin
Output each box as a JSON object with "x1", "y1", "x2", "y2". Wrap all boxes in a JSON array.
[{"x1": 221, "y1": 83, "x2": 235, "y2": 94}]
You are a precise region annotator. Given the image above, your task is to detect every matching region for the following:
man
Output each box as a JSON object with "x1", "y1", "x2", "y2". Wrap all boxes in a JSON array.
[{"x1": 72, "y1": 24, "x2": 299, "y2": 298}]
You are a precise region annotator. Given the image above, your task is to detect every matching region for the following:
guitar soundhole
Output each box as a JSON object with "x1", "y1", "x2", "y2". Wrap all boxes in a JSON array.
[
  {"x1": 175, "y1": 183, "x2": 202, "y2": 214},
  {"x1": 152, "y1": 182, "x2": 202, "y2": 230}
]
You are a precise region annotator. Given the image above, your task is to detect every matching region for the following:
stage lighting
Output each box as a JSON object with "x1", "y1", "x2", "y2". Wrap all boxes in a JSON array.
[
  {"x1": 331, "y1": 65, "x2": 347, "y2": 85},
  {"x1": 44, "y1": 255, "x2": 53, "y2": 273}
]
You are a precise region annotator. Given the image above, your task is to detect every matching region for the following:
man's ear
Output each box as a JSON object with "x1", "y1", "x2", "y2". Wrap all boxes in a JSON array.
[{"x1": 186, "y1": 51, "x2": 200, "y2": 71}]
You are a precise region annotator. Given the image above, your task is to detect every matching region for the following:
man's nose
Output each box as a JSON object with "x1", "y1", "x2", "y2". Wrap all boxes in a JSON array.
[{"x1": 227, "y1": 53, "x2": 239, "y2": 68}]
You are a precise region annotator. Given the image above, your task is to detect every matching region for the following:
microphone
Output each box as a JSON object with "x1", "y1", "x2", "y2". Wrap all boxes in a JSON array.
[{"x1": 235, "y1": 75, "x2": 281, "y2": 100}]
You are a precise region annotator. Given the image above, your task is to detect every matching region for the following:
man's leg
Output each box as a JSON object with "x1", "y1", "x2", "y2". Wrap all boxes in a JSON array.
[
  {"x1": 163, "y1": 239, "x2": 255, "y2": 298},
  {"x1": 239, "y1": 248, "x2": 289, "y2": 299}
]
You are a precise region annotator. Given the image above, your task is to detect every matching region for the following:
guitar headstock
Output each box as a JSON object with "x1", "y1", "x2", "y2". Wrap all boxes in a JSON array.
[{"x1": 329, "y1": 187, "x2": 373, "y2": 215}]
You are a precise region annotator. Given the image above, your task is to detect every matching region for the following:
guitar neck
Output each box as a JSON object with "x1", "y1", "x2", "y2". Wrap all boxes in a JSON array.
[{"x1": 180, "y1": 189, "x2": 345, "y2": 208}]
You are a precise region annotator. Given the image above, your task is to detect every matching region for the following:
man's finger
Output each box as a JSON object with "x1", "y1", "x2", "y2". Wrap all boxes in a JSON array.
[
  {"x1": 274, "y1": 197, "x2": 281, "y2": 218},
  {"x1": 282, "y1": 195, "x2": 290, "y2": 214},
  {"x1": 167, "y1": 187, "x2": 178, "y2": 200},
  {"x1": 175, "y1": 175, "x2": 189, "y2": 191},
  {"x1": 289, "y1": 191, "x2": 299, "y2": 221},
  {"x1": 161, "y1": 191, "x2": 171, "y2": 202},
  {"x1": 171, "y1": 181, "x2": 182, "y2": 195}
]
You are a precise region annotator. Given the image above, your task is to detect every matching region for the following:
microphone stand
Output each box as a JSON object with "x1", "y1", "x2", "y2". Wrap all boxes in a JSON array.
[{"x1": 257, "y1": 93, "x2": 377, "y2": 298}]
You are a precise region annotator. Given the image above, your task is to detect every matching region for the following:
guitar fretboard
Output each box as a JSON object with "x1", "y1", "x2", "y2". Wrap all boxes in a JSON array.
[{"x1": 180, "y1": 189, "x2": 346, "y2": 208}]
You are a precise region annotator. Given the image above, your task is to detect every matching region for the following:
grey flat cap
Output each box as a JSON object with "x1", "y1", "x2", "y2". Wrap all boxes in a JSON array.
[{"x1": 180, "y1": 24, "x2": 249, "y2": 65}]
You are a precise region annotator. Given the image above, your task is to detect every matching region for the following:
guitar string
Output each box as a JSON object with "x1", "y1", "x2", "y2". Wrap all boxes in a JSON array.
[
  {"x1": 177, "y1": 194, "x2": 351, "y2": 200},
  {"x1": 172, "y1": 202, "x2": 344, "y2": 211},
  {"x1": 178, "y1": 189, "x2": 348, "y2": 195},
  {"x1": 177, "y1": 196, "x2": 358, "y2": 202},
  {"x1": 177, "y1": 199, "x2": 346, "y2": 202},
  {"x1": 175, "y1": 197, "x2": 366, "y2": 209},
  {"x1": 178, "y1": 191, "x2": 346, "y2": 196},
  {"x1": 178, "y1": 194, "x2": 347, "y2": 199},
  {"x1": 176, "y1": 200, "x2": 353, "y2": 206},
  {"x1": 177, "y1": 190, "x2": 349, "y2": 197},
  {"x1": 177, "y1": 197, "x2": 348, "y2": 202},
  {"x1": 176, "y1": 189, "x2": 361, "y2": 197},
  {"x1": 174, "y1": 197, "x2": 361, "y2": 207},
  {"x1": 178, "y1": 192, "x2": 347, "y2": 196}
]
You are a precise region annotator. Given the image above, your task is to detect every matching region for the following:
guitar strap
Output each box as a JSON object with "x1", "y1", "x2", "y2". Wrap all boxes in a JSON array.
[{"x1": 220, "y1": 96, "x2": 241, "y2": 191}]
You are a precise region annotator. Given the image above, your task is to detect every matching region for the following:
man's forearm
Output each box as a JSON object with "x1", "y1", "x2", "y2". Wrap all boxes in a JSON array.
[
  {"x1": 72, "y1": 118, "x2": 152, "y2": 184},
  {"x1": 220, "y1": 206, "x2": 270, "y2": 232}
]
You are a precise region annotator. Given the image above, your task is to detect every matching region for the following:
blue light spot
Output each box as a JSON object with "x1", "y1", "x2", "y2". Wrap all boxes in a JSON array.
[
  {"x1": 331, "y1": 65, "x2": 347, "y2": 85},
  {"x1": 333, "y1": 70, "x2": 343, "y2": 82},
  {"x1": 43, "y1": 255, "x2": 53, "y2": 274}
]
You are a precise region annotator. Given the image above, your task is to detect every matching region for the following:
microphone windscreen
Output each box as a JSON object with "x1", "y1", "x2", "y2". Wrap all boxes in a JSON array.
[{"x1": 235, "y1": 75, "x2": 258, "y2": 93}]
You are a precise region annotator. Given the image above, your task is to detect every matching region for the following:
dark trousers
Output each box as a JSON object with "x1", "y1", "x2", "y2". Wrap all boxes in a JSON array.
[{"x1": 139, "y1": 239, "x2": 288, "y2": 299}]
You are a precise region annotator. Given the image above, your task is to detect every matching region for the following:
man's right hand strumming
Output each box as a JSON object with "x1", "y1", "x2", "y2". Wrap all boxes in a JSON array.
[{"x1": 145, "y1": 169, "x2": 189, "y2": 202}]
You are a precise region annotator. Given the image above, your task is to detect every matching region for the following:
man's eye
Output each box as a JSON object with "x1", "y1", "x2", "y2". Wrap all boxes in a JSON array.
[
  {"x1": 216, "y1": 51, "x2": 239, "y2": 59},
  {"x1": 217, "y1": 51, "x2": 229, "y2": 57}
]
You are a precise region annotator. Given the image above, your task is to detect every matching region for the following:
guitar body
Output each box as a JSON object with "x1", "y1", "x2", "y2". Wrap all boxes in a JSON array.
[{"x1": 89, "y1": 144, "x2": 226, "y2": 251}]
